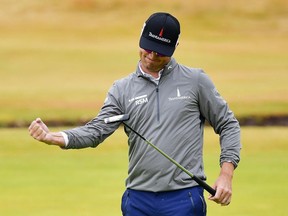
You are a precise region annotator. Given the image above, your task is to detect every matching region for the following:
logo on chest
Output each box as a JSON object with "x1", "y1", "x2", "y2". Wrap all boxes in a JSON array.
[
  {"x1": 168, "y1": 88, "x2": 191, "y2": 101},
  {"x1": 129, "y1": 95, "x2": 149, "y2": 106}
]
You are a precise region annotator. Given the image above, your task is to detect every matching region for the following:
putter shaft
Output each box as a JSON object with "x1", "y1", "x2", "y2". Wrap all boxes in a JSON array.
[{"x1": 123, "y1": 122, "x2": 216, "y2": 196}]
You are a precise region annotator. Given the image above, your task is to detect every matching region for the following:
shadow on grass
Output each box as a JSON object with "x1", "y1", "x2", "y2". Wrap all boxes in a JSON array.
[{"x1": 2, "y1": 115, "x2": 288, "y2": 128}]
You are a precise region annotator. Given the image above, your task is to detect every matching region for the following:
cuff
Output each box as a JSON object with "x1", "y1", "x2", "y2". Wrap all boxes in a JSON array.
[{"x1": 60, "y1": 132, "x2": 69, "y2": 147}]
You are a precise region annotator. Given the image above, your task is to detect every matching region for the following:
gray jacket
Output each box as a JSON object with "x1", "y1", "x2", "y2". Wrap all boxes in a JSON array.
[{"x1": 63, "y1": 58, "x2": 241, "y2": 192}]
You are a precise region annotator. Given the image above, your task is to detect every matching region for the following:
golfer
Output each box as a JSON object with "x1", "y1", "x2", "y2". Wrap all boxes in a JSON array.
[{"x1": 29, "y1": 12, "x2": 241, "y2": 216}]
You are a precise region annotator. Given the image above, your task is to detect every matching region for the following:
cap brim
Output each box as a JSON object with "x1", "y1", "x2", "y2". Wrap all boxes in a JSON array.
[{"x1": 139, "y1": 36, "x2": 175, "y2": 57}]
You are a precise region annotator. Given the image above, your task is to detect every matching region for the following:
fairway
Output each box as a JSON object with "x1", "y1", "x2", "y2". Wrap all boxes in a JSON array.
[
  {"x1": 1, "y1": 0, "x2": 288, "y2": 125},
  {"x1": 1, "y1": 127, "x2": 287, "y2": 215}
]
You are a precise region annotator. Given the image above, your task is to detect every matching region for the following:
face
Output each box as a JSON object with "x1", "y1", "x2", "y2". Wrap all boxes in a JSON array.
[{"x1": 139, "y1": 48, "x2": 171, "y2": 75}]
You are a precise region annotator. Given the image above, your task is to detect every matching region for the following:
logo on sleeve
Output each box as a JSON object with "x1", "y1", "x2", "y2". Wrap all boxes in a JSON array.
[{"x1": 129, "y1": 95, "x2": 148, "y2": 105}]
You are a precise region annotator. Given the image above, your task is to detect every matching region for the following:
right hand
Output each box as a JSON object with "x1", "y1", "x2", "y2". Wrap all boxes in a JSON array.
[{"x1": 28, "y1": 118, "x2": 52, "y2": 144}]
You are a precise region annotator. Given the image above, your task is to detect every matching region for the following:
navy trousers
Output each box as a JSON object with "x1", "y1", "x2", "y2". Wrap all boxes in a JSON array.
[{"x1": 121, "y1": 186, "x2": 207, "y2": 216}]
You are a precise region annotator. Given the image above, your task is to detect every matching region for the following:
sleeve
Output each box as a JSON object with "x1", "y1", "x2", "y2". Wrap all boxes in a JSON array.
[
  {"x1": 62, "y1": 81, "x2": 125, "y2": 149},
  {"x1": 197, "y1": 70, "x2": 241, "y2": 168}
]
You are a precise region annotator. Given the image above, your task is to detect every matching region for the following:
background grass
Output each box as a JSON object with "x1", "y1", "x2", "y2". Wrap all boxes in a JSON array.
[
  {"x1": 1, "y1": 0, "x2": 288, "y2": 215},
  {"x1": 1, "y1": 0, "x2": 288, "y2": 124},
  {"x1": 1, "y1": 127, "x2": 288, "y2": 215}
]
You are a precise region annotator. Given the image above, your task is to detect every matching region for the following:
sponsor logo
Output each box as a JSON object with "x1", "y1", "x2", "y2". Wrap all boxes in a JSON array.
[
  {"x1": 129, "y1": 95, "x2": 149, "y2": 105},
  {"x1": 159, "y1": 28, "x2": 164, "y2": 37},
  {"x1": 149, "y1": 32, "x2": 171, "y2": 43},
  {"x1": 168, "y1": 88, "x2": 191, "y2": 101}
]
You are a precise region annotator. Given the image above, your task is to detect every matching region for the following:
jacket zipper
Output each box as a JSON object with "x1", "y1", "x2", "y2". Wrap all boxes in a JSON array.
[
  {"x1": 139, "y1": 75, "x2": 161, "y2": 122},
  {"x1": 156, "y1": 87, "x2": 160, "y2": 122}
]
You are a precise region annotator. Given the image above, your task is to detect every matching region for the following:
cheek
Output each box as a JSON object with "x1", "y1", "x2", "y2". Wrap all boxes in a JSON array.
[
  {"x1": 161, "y1": 58, "x2": 170, "y2": 65},
  {"x1": 140, "y1": 52, "x2": 146, "y2": 60}
]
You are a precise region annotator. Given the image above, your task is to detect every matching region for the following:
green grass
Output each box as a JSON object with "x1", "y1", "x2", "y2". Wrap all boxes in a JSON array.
[
  {"x1": 0, "y1": 0, "x2": 288, "y2": 124},
  {"x1": 0, "y1": 128, "x2": 128, "y2": 216},
  {"x1": 204, "y1": 127, "x2": 288, "y2": 215},
  {"x1": 1, "y1": 127, "x2": 287, "y2": 215}
]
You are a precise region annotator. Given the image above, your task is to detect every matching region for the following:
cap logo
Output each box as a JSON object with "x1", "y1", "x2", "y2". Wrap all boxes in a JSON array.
[
  {"x1": 148, "y1": 32, "x2": 171, "y2": 43},
  {"x1": 159, "y1": 28, "x2": 164, "y2": 37}
]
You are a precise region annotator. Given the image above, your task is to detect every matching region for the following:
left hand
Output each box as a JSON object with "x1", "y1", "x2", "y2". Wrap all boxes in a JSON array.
[{"x1": 208, "y1": 162, "x2": 234, "y2": 206}]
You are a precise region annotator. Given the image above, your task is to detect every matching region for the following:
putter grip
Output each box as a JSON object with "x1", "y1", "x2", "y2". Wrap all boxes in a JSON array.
[{"x1": 193, "y1": 175, "x2": 216, "y2": 196}]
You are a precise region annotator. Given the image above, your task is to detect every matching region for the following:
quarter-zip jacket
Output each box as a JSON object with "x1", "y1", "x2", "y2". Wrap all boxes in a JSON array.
[{"x1": 63, "y1": 58, "x2": 241, "y2": 192}]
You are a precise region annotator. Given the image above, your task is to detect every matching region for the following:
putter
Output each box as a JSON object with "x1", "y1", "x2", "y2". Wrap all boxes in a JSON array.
[{"x1": 104, "y1": 114, "x2": 216, "y2": 196}]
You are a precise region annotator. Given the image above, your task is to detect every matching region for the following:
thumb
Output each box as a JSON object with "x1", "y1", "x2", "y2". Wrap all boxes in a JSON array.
[
  {"x1": 36, "y1": 118, "x2": 42, "y2": 123},
  {"x1": 35, "y1": 118, "x2": 49, "y2": 132},
  {"x1": 208, "y1": 184, "x2": 217, "y2": 200}
]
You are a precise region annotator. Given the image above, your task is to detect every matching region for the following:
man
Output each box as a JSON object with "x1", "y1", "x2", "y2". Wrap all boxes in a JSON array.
[{"x1": 29, "y1": 12, "x2": 241, "y2": 216}]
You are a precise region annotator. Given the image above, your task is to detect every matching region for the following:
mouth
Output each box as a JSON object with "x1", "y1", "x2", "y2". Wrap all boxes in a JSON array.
[{"x1": 145, "y1": 56, "x2": 159, "y2": 63}]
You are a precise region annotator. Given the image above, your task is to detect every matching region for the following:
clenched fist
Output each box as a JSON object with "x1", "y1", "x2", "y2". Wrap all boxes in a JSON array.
[{"x1": 28, "y1": 118, "x2": 65, "y2": 147}]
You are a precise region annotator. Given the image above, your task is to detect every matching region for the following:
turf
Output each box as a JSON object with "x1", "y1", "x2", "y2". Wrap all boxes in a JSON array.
[
  {"x1": 0, "y1": 0, "x2": 288, "y2": 124},
  {"x1": 1, "y1": 127, "x2": 287, "y2": 215}
]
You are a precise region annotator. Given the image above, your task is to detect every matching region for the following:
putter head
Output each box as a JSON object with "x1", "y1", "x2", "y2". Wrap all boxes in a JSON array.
[{"x1": 104, "y1": 114, "x2": 130, "y2": 124}]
